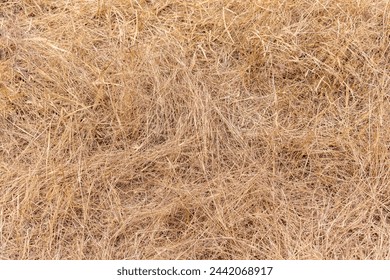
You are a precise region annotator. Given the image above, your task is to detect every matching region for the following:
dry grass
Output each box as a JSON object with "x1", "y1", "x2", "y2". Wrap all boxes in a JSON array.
[{"x1": 0, "y1": 0, "x2": 389, "y2": 259}]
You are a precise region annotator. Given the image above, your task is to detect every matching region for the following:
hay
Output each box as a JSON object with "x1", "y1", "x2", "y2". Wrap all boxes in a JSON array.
[{"x1": 0, "y1": 0, "x2": 389, "y2": 259}]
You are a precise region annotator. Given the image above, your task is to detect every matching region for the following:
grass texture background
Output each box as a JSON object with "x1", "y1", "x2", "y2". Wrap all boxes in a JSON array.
[{"x1": 0, "y1": 0, "x2": 389, "y2": 259}]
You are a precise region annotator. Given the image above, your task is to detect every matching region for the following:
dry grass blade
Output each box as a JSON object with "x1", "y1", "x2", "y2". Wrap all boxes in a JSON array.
[{"x1": 0, "y1": 0, "x2": 389, "y2": 259}]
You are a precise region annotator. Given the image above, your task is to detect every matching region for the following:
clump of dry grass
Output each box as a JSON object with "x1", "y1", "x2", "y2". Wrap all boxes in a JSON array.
[{"x1": 0, "y1": 0, "x2": 389, "y2": 259}]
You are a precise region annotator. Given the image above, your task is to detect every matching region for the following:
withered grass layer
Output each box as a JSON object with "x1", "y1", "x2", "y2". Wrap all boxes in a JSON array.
[{"x1": 0, "y1": 0, "x2": 389, "y2": 259}]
